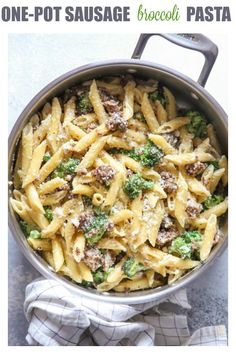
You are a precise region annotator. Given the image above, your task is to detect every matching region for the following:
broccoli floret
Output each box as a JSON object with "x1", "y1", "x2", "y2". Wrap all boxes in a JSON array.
[
  {"x1": 19, "y1": 220, "x2": 32, "y2": 237},
  {"x1": 93, "y1": 267, "x2": 113, "y2": 284},
  {"x1": 139, "y1": 140, "x2": 164, "y2": 167},
  {"x1": 92, "y1": 268, "x2": 113, "y2": 284},
  {"x1": 133, "y1": 111, "x2": 146, "y2": 123},
  {"x1": 123, "y1": 258, "x2": 148, "y2": 278},
  {"x1": 43, "y1": 152, "x2": 51, "y2": 163},
  {"x1": 127, "y1": 149, "x2": 141, "y2": 161},
  {"x1": 187, "y1": 111, "x2": 207, "y2": 138},
  {"x1": 81, "y1": 280, "x2": 94, "y2": 288},
  {"x1": 29, "y1": 230, "x2": 41, "y2": 239},
  {"x1": 206, "y1": 161, "x2": 220, "y2": 170},
  {"x1": 19, "y1": 220, "x2": 41, "y2": 239},
  {"x1": 93, "y1": 269, "x2": 107, "y2": 284},
  {"x1": 182, "y1": 230, "x2": 202, "y2": 243},
  {"x1": 108, "y1": 141, "x2": 163, "y2": 168},
  {"x1": 169, "y1": 230, "x2": 202, "y2": 259},
  {"x1": 77, "y1": 92, "x2": 93, "y2": 115},
  {"x1": 149, "y1": 85, "x2": 167, "y2": 107},
  {"x1": 52, "y1": 158, "x2": 80, "y2": 178},
  {"x1": 44, "y1": 206, "x2": 53, "y2": 222},
  {"x1": 202, "y1": 195, "x2": 224, "y2": 210},
  {"x1": 82, "y1": 195, "x2": 92, "y2": 207},
  {"x1": 84, "y1": 211, "x2": 110, "y2": 246},
  {"x1": 170, "y1": 237, "x2": 192, "y2": 259},
  {"x1": 108, "y1": 147, "x2": 127, "y2": 155},
  {"x1": 108, "y1": 147, "x2": 139, "y2": 160},
  {"x1": 60, "y1": 158, "x2": 80, "y2": 174},
  {"x1": 123, "y1": 173, "x2": 154, "y2": 200}
]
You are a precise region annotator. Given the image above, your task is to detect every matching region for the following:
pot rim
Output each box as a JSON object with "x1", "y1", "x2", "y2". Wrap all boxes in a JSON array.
[{"x1": 8, "y1": 58, "x2": 228, "y2": 304}]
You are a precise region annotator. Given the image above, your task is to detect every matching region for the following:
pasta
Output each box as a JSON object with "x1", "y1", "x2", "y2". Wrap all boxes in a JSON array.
[
  {"x1": 9, "y1": 76, "x2": 228, "y2": 293},
  {"x1": 141, "y1": 92, "x2": 159, "y2": 132},
  {"x1": 47, "y1": 97, "x2": 62, "y2": 153}
]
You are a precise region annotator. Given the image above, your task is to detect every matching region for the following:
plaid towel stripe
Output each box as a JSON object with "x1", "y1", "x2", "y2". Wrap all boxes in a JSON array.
[
  {"x1": 186, "y1": 326, "x2": 227, "y2": 346},
  {"x1": 24, "y1": 278, "x2": 227, "y2": 346}
]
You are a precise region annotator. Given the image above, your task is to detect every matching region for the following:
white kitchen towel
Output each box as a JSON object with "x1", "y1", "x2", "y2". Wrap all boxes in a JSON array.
[{"x1": 24, "y1": 278, "x2": 227, "y2": 346}]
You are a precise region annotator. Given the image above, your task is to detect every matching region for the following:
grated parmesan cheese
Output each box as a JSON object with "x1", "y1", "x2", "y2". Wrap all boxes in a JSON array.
[
  {"x1": 54, "y1": 207, "x2": 64, "y2": 217},
  {"x1": 62, "y1": 140, "x2": 75, "y2": 152},
  {"x1": 71, "y1": 217, "x2": 80, "y2": 228}
]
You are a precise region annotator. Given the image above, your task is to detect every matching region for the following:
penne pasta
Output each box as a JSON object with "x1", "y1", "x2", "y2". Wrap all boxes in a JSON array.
[
  {"x1": 200, "y1": 214, "x2": 217, "y2": 261},
  {"x1": 63, "y1": 97, "x2": 76, "y2": 126},
  {"x1": 155, "y1": 101, "x2": 168, "y2": 124},
  {"x1": 123, "y1": 81, "x2": 135, "y2": 120},
  {"x1": 110, "y1": 209, "x2": 134, "y2": 224},
  {"x1": 200, "y1": 198, "x2": 228, "y2": 219},
  {"x1": 65, "y1": 122, "x2": 86, "y2": 140},
  {"x1": 41, "y1": 199, "x2": 77, "y2": 238},
  {"x1": 72, "y1": 234, "x2": 86, "y2": 263},
  {"x1": 76, "y1": 136, "x2": 108, "y2": 172},
  {"x1": 38, "y1": 177, "x2": 67, "y2": 195},
  {"x1": 37, "y1": 147, "x2": 64, "y2": 183},
  {"x1": 42, "y1": 102, "x2": 52, "y2": 120},
  {"x1": 23, "y1": 140, "x2": 47, "y2": 187},
  {"x1": 52, "y1": 238, "x2": 64, "y2": 272},
  {"x1": 77, "y1": 261, "x2": 93, "y2": 282},
  {"x1": 92, "y1": 193, "x2": 104, "y2": 206},
  {"x1": 164, "y1": 152, "x2": 215, "y2": 165},
  {"x1": 28, "y1": 238, "x2": 52, "y2": 252},
  {"x1": 40, "y1": 190, "x2": 67, "y2": 206},
  {"x1": 10, "y1": 198, "x2": 35, "y2": 226},
  {"x1": 125, "y1": 129, "x2": 147, "y2": 144},
  {"x1": 47, "y1": 97, "x2": 62, "y2": 153},
  {"x1": 208, "y1": 168, "x2": 225, "y2": 193},
  {"x1": 219, "y1": 155, "x2": 228, "y2": 187},
  {"x1": 163, "y1": 86, "x2": 177, "y2": 120},
  {"x1": 25, "y1": 183, "x2": 45, "y2": 213},
  {"x1": 179, "y1": 127, "x2": 193, "y2": 153},
  {"x1": 186, "y1": 177, "x2": 211, "y2": 199},
  {"x1": 141, "y1": 93, "x2": 159, "y2": 133},
  {"x1": 149, "y1": 133, "x2": 177, "y2": 155},
  {"x1": 33, "y1": 116, "x2": 51, "y2": 148},
  {"x1": 106, "y1": 136, "x2": 131, "y2": 149},
  {"x1": 98, "y1": 238, "x2": 127, "y2": 252},
  {"x1": 103, "y1": 172, "x2": 124, "y2": 208},
  {"x1": 65, "y1": 254, "x2": 82, "y2": 283},
  {"x1": 175, "y1": 172, "x2": 188, "y2": 227},
  {"x1": 72, "y1": 184, "x2": 94, "y2": 196},
  {"x1": 89, "y1": 79, "x2": 108, "y2": 124},
  {"x1": 21, "y1": 122, "x2": 33, "y2": 176},
  {"x1": 157, "y1": 117, "x2": 190, "y2": 134},
  {"x1": 147, "y1": 199, "x2": 165, "y2": 247},
  {"x1": 120, "y1": 155, "x2": 142, "y2": 173},
  {"x1": 114, "y1": 277, "x2": 150, "y2": 292}
]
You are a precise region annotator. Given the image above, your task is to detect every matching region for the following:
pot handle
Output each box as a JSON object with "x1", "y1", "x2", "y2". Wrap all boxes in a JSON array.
[{"x1": 131, "y1": 33, "x2": 218, "y2": 87}]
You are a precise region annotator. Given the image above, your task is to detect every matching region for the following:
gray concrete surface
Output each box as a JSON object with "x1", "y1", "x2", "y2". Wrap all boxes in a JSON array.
[{"x1": 8, "y1": 34, "x2": 228, "y2": 345}]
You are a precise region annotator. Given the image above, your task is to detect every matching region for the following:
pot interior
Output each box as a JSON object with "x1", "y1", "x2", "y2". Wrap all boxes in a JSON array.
[{"x1": 8, "y1": 60, "x2": 228, "y2": 304}]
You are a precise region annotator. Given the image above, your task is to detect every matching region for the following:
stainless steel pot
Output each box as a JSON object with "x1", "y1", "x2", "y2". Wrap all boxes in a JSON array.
[{"x1": 8, "y1": 33, "x2": 228, "y2": 304}]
